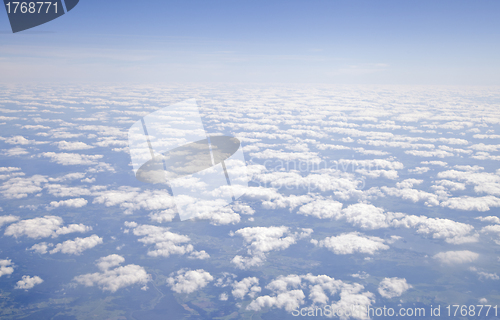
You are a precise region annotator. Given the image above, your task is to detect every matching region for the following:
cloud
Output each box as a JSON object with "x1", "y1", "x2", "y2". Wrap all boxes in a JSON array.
[
  {"x1": 0, "y1": 215, "x2": 19, "y2": 228},
  {"x1": 253, "y1": 169, "x2": 363, "y2": 196},
  {"x1": 93, "y1": 187, "x2": 175, "y2": 215},
  {"x1": 49, "y1": 235, "x2": 103, "y2": 255},
  {"x1": 0, "y1": 167, "x2": 25, "y2": 180},
  {"x1": 126, "y1": 222, "x2": 206, "y2": 259},
  {"x1": 432, "y1": 180, "x2": 466, "y2": 191},
  {"x1": 2, "y1": 147, "x2": 29, "y2": 156},
  {"x1": 54, "y1": 141, "x2": 95, "y2": 150},
  {"x1": 408, "y1": 167, "x2": 430, "y2": 174},
  {"x1": 473, "y1": 134, "x2": 500, "y2": 139},
  {"x1": 440, "y1": 196, "x2": 500, "y2": 211},
  {"x1": 0, "y1": 259, "x2": 14, "y2": 277},
  {"x1": 3, "y1": 135, "x2": 48, "y2": 145},
  {"x1": 477, "y1": 271, "x2": 499, "y2": 280},
  {"x1": 214, "y1": 272, "x2": 237, "y2": 288},
  {"x1": 433, "y1": 250, "x2": 479, "y2": 265},
  {"x1": 41, "y1": 152, "x2": 103, "y2": 165},
  {"x1": 73, "y1": 255, "x2": 150, "y2": 292},
  {"x1": 195, "y1": 206, "x2": 241, "y2": 225},
  {"x1": 15, "y1": 275, "x2": 44, "y2": 290},
  {"x1": 311, "y1": 232, "x2": 389, "y2": 255},
  {"x1": 28, "y1": 242, "x2": 53, "y2": 254},
  {"x1": 48, "y1": 172, "x2": 87, "y2": 182},
  {"x1": 381, "y1": 186, "x2": 440, "y2": 207},
  {"x1": 0, "y1": 175, "x2": 48, "y2": 199},
  {"x1": 480, "y1": 225, "x2": 500, "y2": 244},
  {"x1": 475, "y1": 216, "x2": 500, "y2": 224},
  {"x1": 421, "y1": 160, "x2": 448, "y2": 167},
  {"x1": 188, "y1": 250, "x2": 210, "y2": 260},
  {"x1": 167, "y1": 269, "x2": 213, "y2": 294},
  {"x1": 356, "y1": 168, "x2": 399, "y2": 180},
  {"x1": 247, "y1": 289, "x2": 305, "y2": 313},
  {"x1": 297, "y1": 198, "x2": 343, "y2": 219},
  {"x1": 4, "y1": 216, "x2": 91, "y2": 239},
  {"x1": 247, "y1": 273, "x2": 375, "y2": 318},
  {"x1": 353, "y1": 147, "x2": 389, "y2": 156},
  {"x1": 341, "y1": 203, "x2": 391, "y2": 230},
  {"x1": 396, "y1": 179, "x2": 423, "y2": 189},
  {"x1": 405, "y1": 150, "x2": 454, "y2": 158},
  {"x1": 390, "y1": 215, "x2": 477, "y2": 244},
  {"x1": 249, "y1": 149, "x2": 321, "y2": 163},
  {"x1": 378, "y1": 278, "x2": 412, "y2": 299},
  {"x1": 437, "y1": 170, "x2": 500, "y2": 197},
  {"x1": 49, "y1": 198, "x2": 88, "y2": 209},
  {"x1": 93, "y1": 137, "x2": 128, "y2": 148},
  {"x1": 481, "y1": 224, "x2": 500, "y2": 234},
  {"x1": 148, "y1": 209, "x2": 177, "y2": 223},
  {"x1": 45, "y1": 183, "x2": 96, "y2": 198},
  {"x1": 0, "y1": 167, "x2": 22, "y2": 172},
  {"x1": 263, "y1": 194, "x2": 315, "y2": 211},
  {"x1": 219, "y1": 292, "x2": 229, "y2": 300},
  {"x1": 231, "y1": 202, "x2": 255, "y2": 215},
  {"x1": 76, "y1": 125, "x2": 127, "y2": 138},
  {"x1": 95, "y1": 254, "x2": 126, "y2": 271},
  {"x1": 302, "y1": 201, "x2": 478, "y2": 245},
  {"x1": 470, "y1": 267, "x2": 500, "y2": 280},
  {"x1": 232, "y1": 277, "x2": 261, "y2": 299},
  {"x1": 246, "y1": 274, "x2": 304, "y2": 312},
  {"x1": 231, "y1": 226, "x2": 313, "y2": 269},
  {"x1": 469, "y1": 143, "x2": 500, "y2": 152}
]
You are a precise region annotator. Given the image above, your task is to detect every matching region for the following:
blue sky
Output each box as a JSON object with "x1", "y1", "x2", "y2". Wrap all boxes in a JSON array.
[{"x1": 1, "y1": 0, "x2": 499, "y2": 84}]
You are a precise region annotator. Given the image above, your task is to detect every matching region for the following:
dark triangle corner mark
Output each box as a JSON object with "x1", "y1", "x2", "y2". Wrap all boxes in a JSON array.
[
  {"x1": 63, "y1": 0, "x2": 78, "y2": 12},
  {"x1": 4, "y1": 0, "x2": 78, "y2": 33}
]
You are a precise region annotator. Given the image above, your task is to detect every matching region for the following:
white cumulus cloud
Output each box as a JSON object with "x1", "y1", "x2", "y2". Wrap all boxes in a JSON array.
[
  {"x1": 73, "y1": 255, "x2": 150, "y2": 292},
  {"x1": 311, "y1": 232, "x2": 389, "y2": 255},
  {"x1": 378, "y1": 277, "x2": 412, "y2": 299},
  {"x1": 0, "y1": 259, "x2": 14, "y2": 277},
  {"x1": 15, "y1": 275, "x2": 43, "y2": 290},
  {"x1": 433, "y1": 250, "x2": 479, "y2": 265},
  {"x1": 167, "y1": 269, "x2": 213, "y2": 294},
  {"x1": 4, "y1": 216, "x2": 91, "y2": 239}
]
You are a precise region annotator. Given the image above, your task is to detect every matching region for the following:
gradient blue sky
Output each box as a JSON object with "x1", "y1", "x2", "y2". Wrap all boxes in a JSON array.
[{"x1": 1, "y1": 0, "x2": 499, "y2": 84}]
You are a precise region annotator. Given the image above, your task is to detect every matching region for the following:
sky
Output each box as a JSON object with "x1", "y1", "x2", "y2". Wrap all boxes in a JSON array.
[
  {"x1": 1, "y1": 0, "x2": 500, "y2": 84},
  {"x1": 2, "y1": 2, "x2": 500, "y2": 318}
]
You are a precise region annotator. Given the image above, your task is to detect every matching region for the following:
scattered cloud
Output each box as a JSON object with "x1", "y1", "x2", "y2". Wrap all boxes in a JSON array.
[
  {"x1": 0, "y1": 259, "x2": 14, "y2": 277},
  {"x1": 4, "y1": 216, "x2": 91, "y2": 239},
  {"x1": 167, "y1": 269, "x2": 213, "y2": 294},
  {"x1": 49, "y1": 235, "x2": 103, "y2": 255},
  {"x1": 0, "y1": 215, "x2": 19, "y2": 228},
  {"x1": 311, "y1": 232, "x2": 389, "y2": 255},
  {"x1": 54, "y1": 141, "x2": 95, "y2": 150},
  {"x1": 231, "y1": 226, "x2": 313, "y2": 269},
  {"x1": 41, "y1": 152, "x2": 103, "y2": 165},
  {"x1": 378, "y1": 278, "x2": 412, "y2": 299},
  {"x1": 433, "y1": 250, "x2": 479, "y2": 265},
  {"x1": 49, "y1": 198, "x2": 88, "y2": 209},
  {"x1": 73, "y1": 255, "x2": 150, "y2": 292},
  {"x1": 15, "y1": 275, "x2": 43, "y2": 290},
  {"x1": 232, "y1": 277, "x2": 261, "y2": 299}
]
